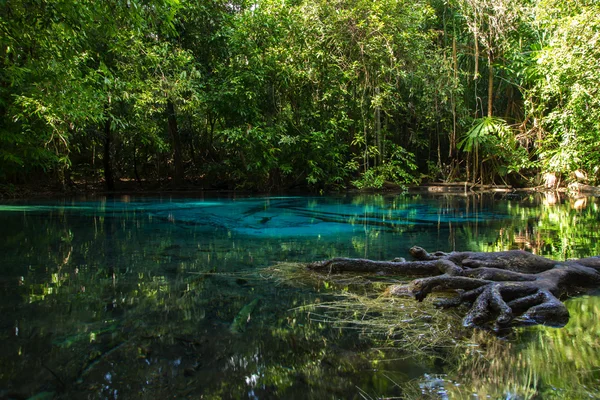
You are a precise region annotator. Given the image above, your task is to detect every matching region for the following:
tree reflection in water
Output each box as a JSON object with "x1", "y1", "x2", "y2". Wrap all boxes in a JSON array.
[
  {"x1": 440, "y1": 295, "x2": 600, "y2": 399},
  {"x1": 0, "y1": 193, "x2": 599, "y2": 399}
]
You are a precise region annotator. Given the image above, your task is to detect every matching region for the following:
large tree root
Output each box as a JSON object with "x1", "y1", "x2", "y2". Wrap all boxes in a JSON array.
[{"x1": 307, "y1": 247, "x2": 600, "y2": 330}]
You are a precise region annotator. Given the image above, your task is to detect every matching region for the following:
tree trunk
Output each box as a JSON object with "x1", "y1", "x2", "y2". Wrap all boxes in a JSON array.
[
  {"x1": 133, "y1": 146, "x2": 141, "y2": 185},
  {"x1": 167, "y1": 100, "x2": 184, "y2": 186},
  {"x1": 473, "y1": 29, "x2": 479, "y2": 81},
  {"x1": 487, "y1": 50, "x2": 493, "y2": 118},
  {"x1": 103, "y1": 117, "x2": 114, "y2": 191},
  {"x1": 308, "y1": 247, "x2": 600, "y2": 331},
  {"x1": 450, "y1": 35, "x2": 458, "y2": 159},
  {"x1": 375, "y1": 87, "x2": 381, "y2": 167}
]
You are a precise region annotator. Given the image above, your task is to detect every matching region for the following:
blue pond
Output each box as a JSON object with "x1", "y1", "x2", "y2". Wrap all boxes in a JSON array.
[{"x1": 1, "y1": 193, "x2": 600, "y2": 399}]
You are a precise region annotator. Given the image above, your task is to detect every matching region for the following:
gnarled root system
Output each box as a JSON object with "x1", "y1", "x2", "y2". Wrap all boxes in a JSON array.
[{"x1": 307, "y1": 247, "x2": 600, "y2": 331}]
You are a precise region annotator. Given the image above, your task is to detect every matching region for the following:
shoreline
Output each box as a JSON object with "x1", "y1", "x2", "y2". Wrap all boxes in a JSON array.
[{"x1": 1, "y1": 180, "x2": 598, "y2": 200}]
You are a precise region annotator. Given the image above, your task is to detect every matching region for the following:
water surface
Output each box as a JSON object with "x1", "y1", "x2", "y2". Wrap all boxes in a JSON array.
[{"x1": 1, "y1": 193, "x2": 599, "y2": 399}]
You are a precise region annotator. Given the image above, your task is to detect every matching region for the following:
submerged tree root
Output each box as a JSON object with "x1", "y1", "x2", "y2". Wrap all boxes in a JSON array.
[{"x1": 307, "y1": 247, "x2": 600, "y2": 331}]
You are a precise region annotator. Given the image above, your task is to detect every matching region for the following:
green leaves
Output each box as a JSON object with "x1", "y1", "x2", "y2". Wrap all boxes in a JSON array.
[
  {"x1": 459, "y1": 116, "x2": 509, "y2": 153},
  {"x1": 523, "y1": 0, "x2": 600, "y2": 183},
  {"x1": 352, "y1": 143, "x2": 419, "y2": 190},
  {"x1": 0, "y1": 0, "x2": 184, "y2": 181},
  {"x1": 2, "y1": 0, "x2": 596, "y2": 190}
]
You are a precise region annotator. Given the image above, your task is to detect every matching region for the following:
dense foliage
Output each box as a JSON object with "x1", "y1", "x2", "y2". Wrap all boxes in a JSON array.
[{"x1": 1, "y1": 0, "x2": 598, "y2": 191}]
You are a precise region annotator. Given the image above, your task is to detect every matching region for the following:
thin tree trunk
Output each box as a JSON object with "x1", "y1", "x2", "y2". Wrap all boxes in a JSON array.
[
  {"x1": 133, "y1": 146, "x2": 141, "y2": 185},
  {"x1": 487, "y1": 50, "x2": 493, "y2": 117},
  {"x1": 361, "y1": 76, "x2": 369, "y2": 173},
  {"x1": 167, "y1": 100, "x2": 184, "y2": 186},
  {"x1": 103, "y1": 117, "x2": 114, "y2": 191},
  {"x1": 473, "y1": 28, "x2": 479, "y2": 81},
  {"x1": 466, "y1": 156, "x2": 470, "y2": 183},
  {"x1": 375, "y1": 87, "x2": 381, "y2": 167},
  {"x1": 474, "y1": 146, "x2": 478, "y2": 184},
  {"x1": 472, "y1": 29, "x2": 482, "y2": 119},
  {"x1": 436, "y1": 94, "x2": 441, "y2": 169},
  {"x1": 450, "y1": 34, "x2": 458, "y2": 158}
]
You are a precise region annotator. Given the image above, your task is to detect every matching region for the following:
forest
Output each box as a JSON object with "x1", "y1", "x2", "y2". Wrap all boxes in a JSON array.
[{"x1": 1, "y1": 0, "x2": 598, "y2": 192}]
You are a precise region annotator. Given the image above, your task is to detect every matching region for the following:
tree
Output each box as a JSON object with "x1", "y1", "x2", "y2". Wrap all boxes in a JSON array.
[
  {"x1": 2, "y1": 0, "x2": 597, "y2": 191},
  {"x1": 209, "y1": 0, "x2": 444, "y2": 190},
  {"x1": 308, "y1": 246, "x2": 600, "y2": 331},
  {"x1": 454, "y1": 0, "x2": 520, "y2": 118},
  {"x1": 432, "y1": 0, "x2": 532, "y2": 184},
  {"x1": 0, "y1": 0, "x2": 106, "y2": 183},
  {"x1": 525, "y1": 0, "x2": 600, "y2": 185},
  {"x1": 0, "y1": 0, "x2": 182, "y2": 188}
]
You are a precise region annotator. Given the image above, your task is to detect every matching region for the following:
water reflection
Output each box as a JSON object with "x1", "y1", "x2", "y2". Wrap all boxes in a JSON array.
[
  {"x1": 440, "y1": 295, "x2": 600, "y2": 399},
  {"x1": 0, "y1": 193, "x2": 599, "y2": 399}
]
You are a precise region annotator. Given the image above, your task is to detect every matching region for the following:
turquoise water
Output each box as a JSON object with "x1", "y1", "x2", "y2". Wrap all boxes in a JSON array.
[{"x1": 1, "y1": 193, "x2": 600, "y2": 399}]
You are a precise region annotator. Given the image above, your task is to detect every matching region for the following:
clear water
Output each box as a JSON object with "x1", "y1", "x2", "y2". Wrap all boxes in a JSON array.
[{"x1": 1, "y1": 192, "x2": 600, "y2": 399}]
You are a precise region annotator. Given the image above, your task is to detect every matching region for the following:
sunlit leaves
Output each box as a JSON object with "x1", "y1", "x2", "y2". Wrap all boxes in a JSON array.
[
  {"x1": 525, "y1": 0, "x2": 600, "y2": 182},
  {"x1": 210, "y1": 0, "x2": 440, "y2": 189}
]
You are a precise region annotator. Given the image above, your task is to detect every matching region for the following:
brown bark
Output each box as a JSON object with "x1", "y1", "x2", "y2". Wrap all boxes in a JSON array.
[{"x1": 308, "y1": 247, "x2": 600, "y2": 331}]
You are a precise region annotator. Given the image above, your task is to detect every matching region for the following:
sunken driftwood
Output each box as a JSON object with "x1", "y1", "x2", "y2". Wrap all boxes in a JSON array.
[{"x1": 307, "y1": 247, "x2": 600, "y2": 331}]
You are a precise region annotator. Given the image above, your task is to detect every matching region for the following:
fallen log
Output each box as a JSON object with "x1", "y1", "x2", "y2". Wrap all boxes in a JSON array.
[
  {"x1": 307, "y1": 247, "x2": 600, "y2": 331},
  {"x1": 568, "y1": 182, "x2": 600, "y2": 194},
  {"x1": 418, "y1": 182, "x2": 513, "y2": 193}
]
